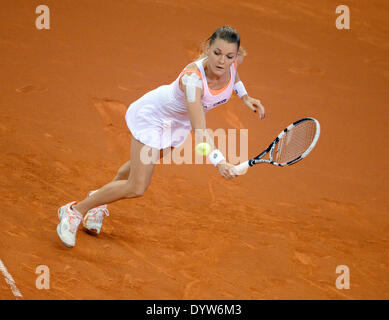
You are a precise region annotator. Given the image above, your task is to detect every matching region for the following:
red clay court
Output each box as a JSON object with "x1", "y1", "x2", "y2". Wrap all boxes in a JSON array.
[{"x1": 0, "y1": 0, "x2": 388, "y2": 299}]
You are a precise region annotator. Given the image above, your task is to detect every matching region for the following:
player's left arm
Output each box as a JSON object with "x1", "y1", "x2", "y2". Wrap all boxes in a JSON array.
[{"x1": 234, "y1": 56, "x2": 266, "y2": 120}]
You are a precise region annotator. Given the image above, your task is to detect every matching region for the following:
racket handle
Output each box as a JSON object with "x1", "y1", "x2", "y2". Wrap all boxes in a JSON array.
[{"x1": 234, "y1": 161, "x2": 250, "y2": 175}]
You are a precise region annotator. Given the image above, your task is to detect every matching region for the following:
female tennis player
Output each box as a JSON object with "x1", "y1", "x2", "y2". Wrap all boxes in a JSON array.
[{"x1": 57, "y1": 26, "x2": 266, "y2": 247}]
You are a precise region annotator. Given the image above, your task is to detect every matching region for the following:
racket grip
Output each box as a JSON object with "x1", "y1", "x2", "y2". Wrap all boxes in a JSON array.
[{"x1": 234, "y1": 161, "x2": 250, "y2": 175}]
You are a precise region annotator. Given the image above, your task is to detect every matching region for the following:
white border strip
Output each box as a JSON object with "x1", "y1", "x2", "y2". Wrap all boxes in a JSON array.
[{"x1": 0, "y1": 258, "x2": 23, "y2": 299}]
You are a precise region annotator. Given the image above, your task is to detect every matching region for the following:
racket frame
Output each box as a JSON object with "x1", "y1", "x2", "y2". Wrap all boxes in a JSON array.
[{"x1": 235, "y1": 117, "x2": 320, "y2": 173}]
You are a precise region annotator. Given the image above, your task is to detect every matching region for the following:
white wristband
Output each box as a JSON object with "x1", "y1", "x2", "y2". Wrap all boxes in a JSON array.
[
  {"x1": 208, "y1": 149, "x2": 226, "y2": 167},
  {"x1": 233, "y1": 81, "x2": 248, "y2": 98}
]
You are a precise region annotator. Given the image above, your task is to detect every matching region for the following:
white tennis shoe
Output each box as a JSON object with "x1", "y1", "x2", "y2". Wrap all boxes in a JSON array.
[
  {"x1": 82, "y1": 190, "x2": 109, "y2": 235},
  {"x1": 57, "y1": 201, "x2": 82, "y2": 248}
]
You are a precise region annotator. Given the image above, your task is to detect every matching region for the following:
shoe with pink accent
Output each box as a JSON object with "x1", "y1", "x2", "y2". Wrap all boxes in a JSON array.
[
  {"x1": 82, "y1": 190, "x2": 109, "y2": 235},
  {"x1": 57, "y1": 201, "x2": 82, "y2": 248}
]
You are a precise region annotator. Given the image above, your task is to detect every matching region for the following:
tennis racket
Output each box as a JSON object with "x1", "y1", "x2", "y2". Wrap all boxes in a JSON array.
[{"x1": 235, "y1": 117, "x2": 321, "y2": 174}]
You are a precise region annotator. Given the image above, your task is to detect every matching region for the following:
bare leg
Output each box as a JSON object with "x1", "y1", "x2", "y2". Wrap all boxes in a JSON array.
[
  {"x1": 111, "y1": 147, "x2": 173, "y2": 182},
  {"x1": 73, "y1": 137, "x2": 160, "y2": 215},
  {"x1": 112, "y1": 160, "x2": 132, "y2": 181}
]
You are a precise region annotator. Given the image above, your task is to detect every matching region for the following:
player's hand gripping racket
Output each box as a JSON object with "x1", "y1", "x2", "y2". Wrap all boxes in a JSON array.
[{"x1": 235, "y1": 117, "x2": 321, "y2": 174}]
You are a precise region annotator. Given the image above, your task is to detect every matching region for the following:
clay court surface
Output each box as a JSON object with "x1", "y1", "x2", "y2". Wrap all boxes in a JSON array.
[{"x1": 0, "y1": 1, "x2": 388, "y2": 299}]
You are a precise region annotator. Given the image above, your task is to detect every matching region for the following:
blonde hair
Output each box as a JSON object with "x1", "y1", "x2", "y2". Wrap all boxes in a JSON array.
[{"x1": 196, "y1": 26, "x2": 247, "y2": 60}]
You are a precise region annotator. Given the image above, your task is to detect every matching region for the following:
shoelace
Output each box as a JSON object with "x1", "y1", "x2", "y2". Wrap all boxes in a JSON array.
[
  {"x1": 67, "y1": 213, "x2": 82, "y2": 233},
  {"x1": 100, "y1": 207, "x2": 109, "y2": 217},
  {"x1": 87, "y1": 207, "x2": 109, "y2": 223}
]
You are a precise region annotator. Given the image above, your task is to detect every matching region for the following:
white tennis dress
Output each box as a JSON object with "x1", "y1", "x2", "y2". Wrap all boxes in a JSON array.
[{"x1": 125, "y1": 57, "x2": 238, "y2": 150}]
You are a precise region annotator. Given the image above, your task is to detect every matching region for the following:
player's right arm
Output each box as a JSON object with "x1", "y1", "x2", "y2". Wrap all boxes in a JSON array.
[{"x1": 179, "y1": 68, "x2": 237, "y2": 179}]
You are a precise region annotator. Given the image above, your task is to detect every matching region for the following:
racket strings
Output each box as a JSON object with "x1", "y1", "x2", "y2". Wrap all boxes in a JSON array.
[{"x1": 276, "y1": 121, "x2": 317, "y2": 163}]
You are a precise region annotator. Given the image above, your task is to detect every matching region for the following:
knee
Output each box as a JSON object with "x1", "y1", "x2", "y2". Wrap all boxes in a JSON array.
[
  {"x1": 117, "y1": 166, "x2": 128, "y2": 178},
  {"x1": 123, "y1": 183, "x2": 148, "y2": 199},
  {"x1": 115, "y1": 161, "x2": 131, "y2": 180}
]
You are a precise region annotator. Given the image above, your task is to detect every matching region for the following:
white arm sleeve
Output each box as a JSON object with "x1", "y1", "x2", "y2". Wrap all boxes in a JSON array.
[{"x1": 182, "y1": 73, "x2": 203, "y2": 103}]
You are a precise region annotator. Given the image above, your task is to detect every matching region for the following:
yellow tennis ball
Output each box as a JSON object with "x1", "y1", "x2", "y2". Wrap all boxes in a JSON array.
[{"x1": 195, "y1": 142, "x2": 211, "y2": 156}]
